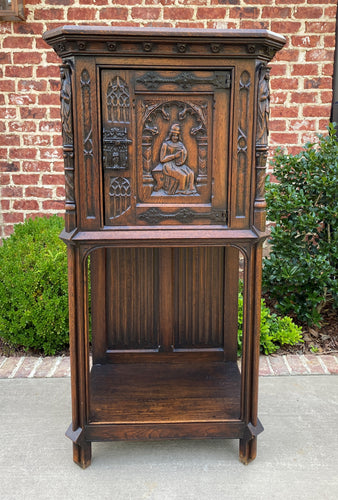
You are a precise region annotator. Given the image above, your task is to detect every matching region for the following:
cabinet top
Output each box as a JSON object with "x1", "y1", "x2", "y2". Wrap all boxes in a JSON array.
[{"x1": 43, "y1": 26, "x2": 285, "y2": 61}]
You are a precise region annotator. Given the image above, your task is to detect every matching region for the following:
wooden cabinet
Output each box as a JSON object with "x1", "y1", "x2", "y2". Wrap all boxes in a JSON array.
[{"x1": 43, "y1": 26, "x2": 285, "y2": 468}]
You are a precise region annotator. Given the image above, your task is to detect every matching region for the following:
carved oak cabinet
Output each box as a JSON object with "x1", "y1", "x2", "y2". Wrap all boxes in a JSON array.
[{"x1": 43, "y1": 26, "x2": 285, "y2": 468}]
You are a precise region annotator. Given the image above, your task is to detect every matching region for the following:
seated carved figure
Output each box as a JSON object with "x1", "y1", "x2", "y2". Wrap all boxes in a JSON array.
[{"x1": 153, "y1": 124, "x2": 197, "y2": 195}]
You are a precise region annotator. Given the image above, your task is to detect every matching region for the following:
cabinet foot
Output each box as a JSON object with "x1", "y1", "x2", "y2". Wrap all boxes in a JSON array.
[
  {"x1": 72, "y1": 442, "x2": 92, "y2": 469},
  {"x1": 239, "y1": 436, "x2": 257, "y2": 465}
]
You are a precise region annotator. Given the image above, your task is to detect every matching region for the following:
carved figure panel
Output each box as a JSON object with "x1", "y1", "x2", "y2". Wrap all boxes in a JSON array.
[
  {"x1": 138, "y1": 96, "x2": 212, "y2": 203},
  {"x1": 256, "y1": 64, "x2": 270, "y2": 147}
]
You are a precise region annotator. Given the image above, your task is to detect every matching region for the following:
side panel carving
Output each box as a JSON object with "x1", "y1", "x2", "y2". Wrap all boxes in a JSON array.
[
  {"x1": 60, "y1": 63, "x2": 76, "y2": 231},
  {"x1": 80, "y1": 68, "x2": 95, "y2": 218},
  {"x1": 236, "y1": 70, "x2": 250, "y2": 217},
  {"x1": 254, "y1": 63, "x2": 271, "y2": 231}
]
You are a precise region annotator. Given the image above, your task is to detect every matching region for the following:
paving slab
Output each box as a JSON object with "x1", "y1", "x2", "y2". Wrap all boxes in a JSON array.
[{"x1": 0, "y1": 376, "x2": 337, "y2": 500}]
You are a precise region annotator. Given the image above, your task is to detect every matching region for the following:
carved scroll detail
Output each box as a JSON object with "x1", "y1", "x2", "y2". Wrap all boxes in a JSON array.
[
  {"x1": 139, "y1": 207, "x2": 227, "y2": 225},
  {"x1": 60, "y1": 63, "x2": 75, "y2": 231},
  {"x1": 136, "y1": 71, "x2": 231, "y2": 90},
  {"x1": 108, "y1": 177, "x2": 131, "y2": 219},
  {"x1": 236, "y1": 70, "x2": 251, "y2": 217},
  {"x1": 80, "y1": 68, "x2": 95, "y2": 217}
]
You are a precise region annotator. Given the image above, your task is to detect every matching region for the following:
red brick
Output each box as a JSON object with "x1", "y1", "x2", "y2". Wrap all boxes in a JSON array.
[
  {"x1": 34, "y1": 357, "x2": 58, "y2": 378},
  {"x1": 324, "y1": 6, "x2": 337, "y2": 18},
  {"x1": 12, "y1": 173, "x2": 40, "y2": 184},
  {"x1": 229, "y1": 7, "x2": 259, "y2": 18},
  {"x1": 0, "y1": 358, "x2": 19, "y2": 378},
  {"x1": 0, "y1": 160, "x2": 20, "y2": 172},
  {"x1": 320, "y1": 91, "x2": 333, "y2": 104},
  {"x1": 195, "y1": 7, "x2": 227, "y2": 19},
  {"x1": 303, "y1": 355, "x2": 326, "y2": 374},
  {"x1": 235, "y1": 20, "x2": 266, "y2": 30},
  {"x1": 13, "y1": 22, "x2": 45, "y2": 35},
  {"x1": 18, "y1": 80, "x2": 47, "y2": 92},
  {"x1": 275, "y1": 49, "x2": 300, "y2": 62},
  {"x1": 3, "y1": 225, "x2": 14, "y2": 237},
  {"x1": 23, "y1": 135, "x2": 51, "y2": 147},
  {"x1": 291, "y1": 36, "x2": 320, "y2": 48},
  {"x1": 22, "y1": 160, "x2": 51, "y2": 172},
  {"x1": 67, "y1": 8, "x2": 97, "y2": 20},
  {"x1": 304, "y1": 77, "x2": 332, "y2": 90},
  {"x1": 289, "y1": 119, "x2": 317, "y2": 131},
  {"x1": 51, "y1": 160, "x2": 64, "y2": 172},
  {"x1": 0, "y1": 174, "x2": 10, "y2": 185},
  {"x1": 306, "y1": 49, "x2": 334, "y2": 62},
  {"x1": 269, "y1": 356, "x2": 290, "y2": 375},
  {"x1": 8, "y1": 94, "x2": 36, "y2": 106},
  {"x1": 45, "y1": 0, "x2": 74, "y2": 5},
  {"x1": 13, "y1": 52, "x2": 42, "y2": 65},
  {"x1": 8, "y1": 121, "x2": 37, "y2": 133},
  {"x1": 294, "y1": 6, "x2": 324, "y2": 19},
  {"x1": 9, "y1": 149, "x2": 38, "y2": 161},
  {"x1": 270, "y1": 64, "x2": 287, "y2": 77},
  {"x1": 271, "y1": 21, "x2": 301, "y2": 34},
  {"x1": 38, "y1": 93, "x2": 61, "y2": 106},
  {"x1": 305, "y1": 22, "x2": 336, "y2": 33},
  {"x1": 13, "y1": 357, "x2": 39, "y2": 378},
  {"x1": 303, "y1": 104, "x2": 332, "y2": 117},
  {"x1": 0, "y1": 52, "x2": 12, "y2": 64},
  {"x1": 13, "y1": 199, "x2": 39, "y2": 210},
  {"x1": 5, "y1": 66, "x2": 33, "y2": 78},
  {"x1": 2, "y1": 37, "x2": 33, "y2": 49},
  {"x1": 40, "y1": 149, "x2": 63, "y2": 161},
  {"x1": 176, "y1": 22, "x2": 205, "y2": 29},
  {"x1": 271, "y1": 78, "x2": 299, "y2": 90},
  {"x1": 46, "y1": 51, "x2": 63, "y2": 65},
  {"x1": 20, "y1": 107, "x2": 47, "y2": 120},
  {"x1": 0, "y1": 135, "x2": 20, "y2": 146},
  {"x1": 42, "y1": 200, "x2": 64, "y2": 210},
  {"x1": 292, "y1": 64, "x2": 319, "y2": 76},
  {"x1": 25, "y1": 186, "x2": 53, "y2": 198},
  {"x1": 34, "y1": 8, "x2": 65, "y2": 20},
  {"x1": 53, "y1": 357, "x2": 71, "y2": 378},
  {"x1": 39, "y1": 121, "x2": 62, "y2": 133},
  {"x1": 1, "y1": 200, "x2": 10, "y2": 210},
  {"x1": 291, "y1": 92, "x2": 317, "y2": 104},
  {"x1": 36, "y1": 66, "x2": 61, "y2": 78},
  {"x1": 56, "y1": 187, "x2": 66, "y2": 197},
  {"x1": 99, "y1": 7, "x2": 129, "y2": 20},
  {"x1": 285, "y1": 355, "x2": 308, "y2": 375},
  {"x1": 0, "y1": 80, "x2": 16, "y2": 92},
  {"x1": 270, "y1": 107, "x2": 299, "y2": 119},
  {"x1": 270, "y1": 92, "x2": 288, "y2": 105},
  {"x1": 262, "y1": 7, "x2": 291, "y2": 18},
  {"x1": 258, "y1": 356, "x2": 273, "y2": 376},
  {"x1": 131, "y1": 7, "x2": 161, "y2": 19},
  {"x1": 42, "y1": 174, "x2": 65, "y2": 185},
  {"x1": 269, "y1": 120, "x2": 287, "y2": 132},
  {"x1": 3, "y1": 212, "x2": 24, "y2": 224},
  {"x1": 1, "y1": 186, "x2": 23, "y2": 198},
  {"x1": 319, "y1": 355, "x2": 338, "y2": 375}
]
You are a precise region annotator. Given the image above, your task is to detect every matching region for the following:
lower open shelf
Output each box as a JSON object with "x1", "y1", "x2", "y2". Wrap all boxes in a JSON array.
[{"x1": 85, "y1": 360, "x2": 247, "y2": 441}]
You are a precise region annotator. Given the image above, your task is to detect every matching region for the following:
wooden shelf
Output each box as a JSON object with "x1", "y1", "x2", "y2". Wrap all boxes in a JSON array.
[{"x1": 89, "y1": 361, "x2": 240, "y2": 424}]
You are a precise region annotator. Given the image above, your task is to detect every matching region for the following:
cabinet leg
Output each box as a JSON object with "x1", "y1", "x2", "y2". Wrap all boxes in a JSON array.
[
  {"x1": 72, "y1": 441, "x2": 92, "y2": 469},
  {"x1": 239, "y1": 436, "x2": 257, "y2": 465}
]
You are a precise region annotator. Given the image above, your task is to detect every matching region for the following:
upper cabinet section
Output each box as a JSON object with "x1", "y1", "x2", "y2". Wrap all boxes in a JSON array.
[{"x1": 43, "y1": 27, "x2": 285, "y2": 233}]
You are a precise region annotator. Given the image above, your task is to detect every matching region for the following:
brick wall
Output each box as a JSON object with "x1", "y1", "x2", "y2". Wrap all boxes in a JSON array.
[{"x1": 0, "y1": 0, "x2": 336, "y2": 238}]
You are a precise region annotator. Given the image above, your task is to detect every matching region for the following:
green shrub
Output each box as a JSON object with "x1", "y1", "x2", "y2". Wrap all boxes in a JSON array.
[
  {"x1": 263, "y1": 123, "x2": 338, "y2": 325},
  {"x1": 237, "y1": 292, "x2": 303, "y2": 356},
  {"x1": 0, "y1": 215, "x2": 69, "y2": 355}
]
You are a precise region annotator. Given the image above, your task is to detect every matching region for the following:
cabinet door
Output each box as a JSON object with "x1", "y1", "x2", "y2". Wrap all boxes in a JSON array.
[{"x1": 101, "y1": 68, "x2": 231, "y2": 226}]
